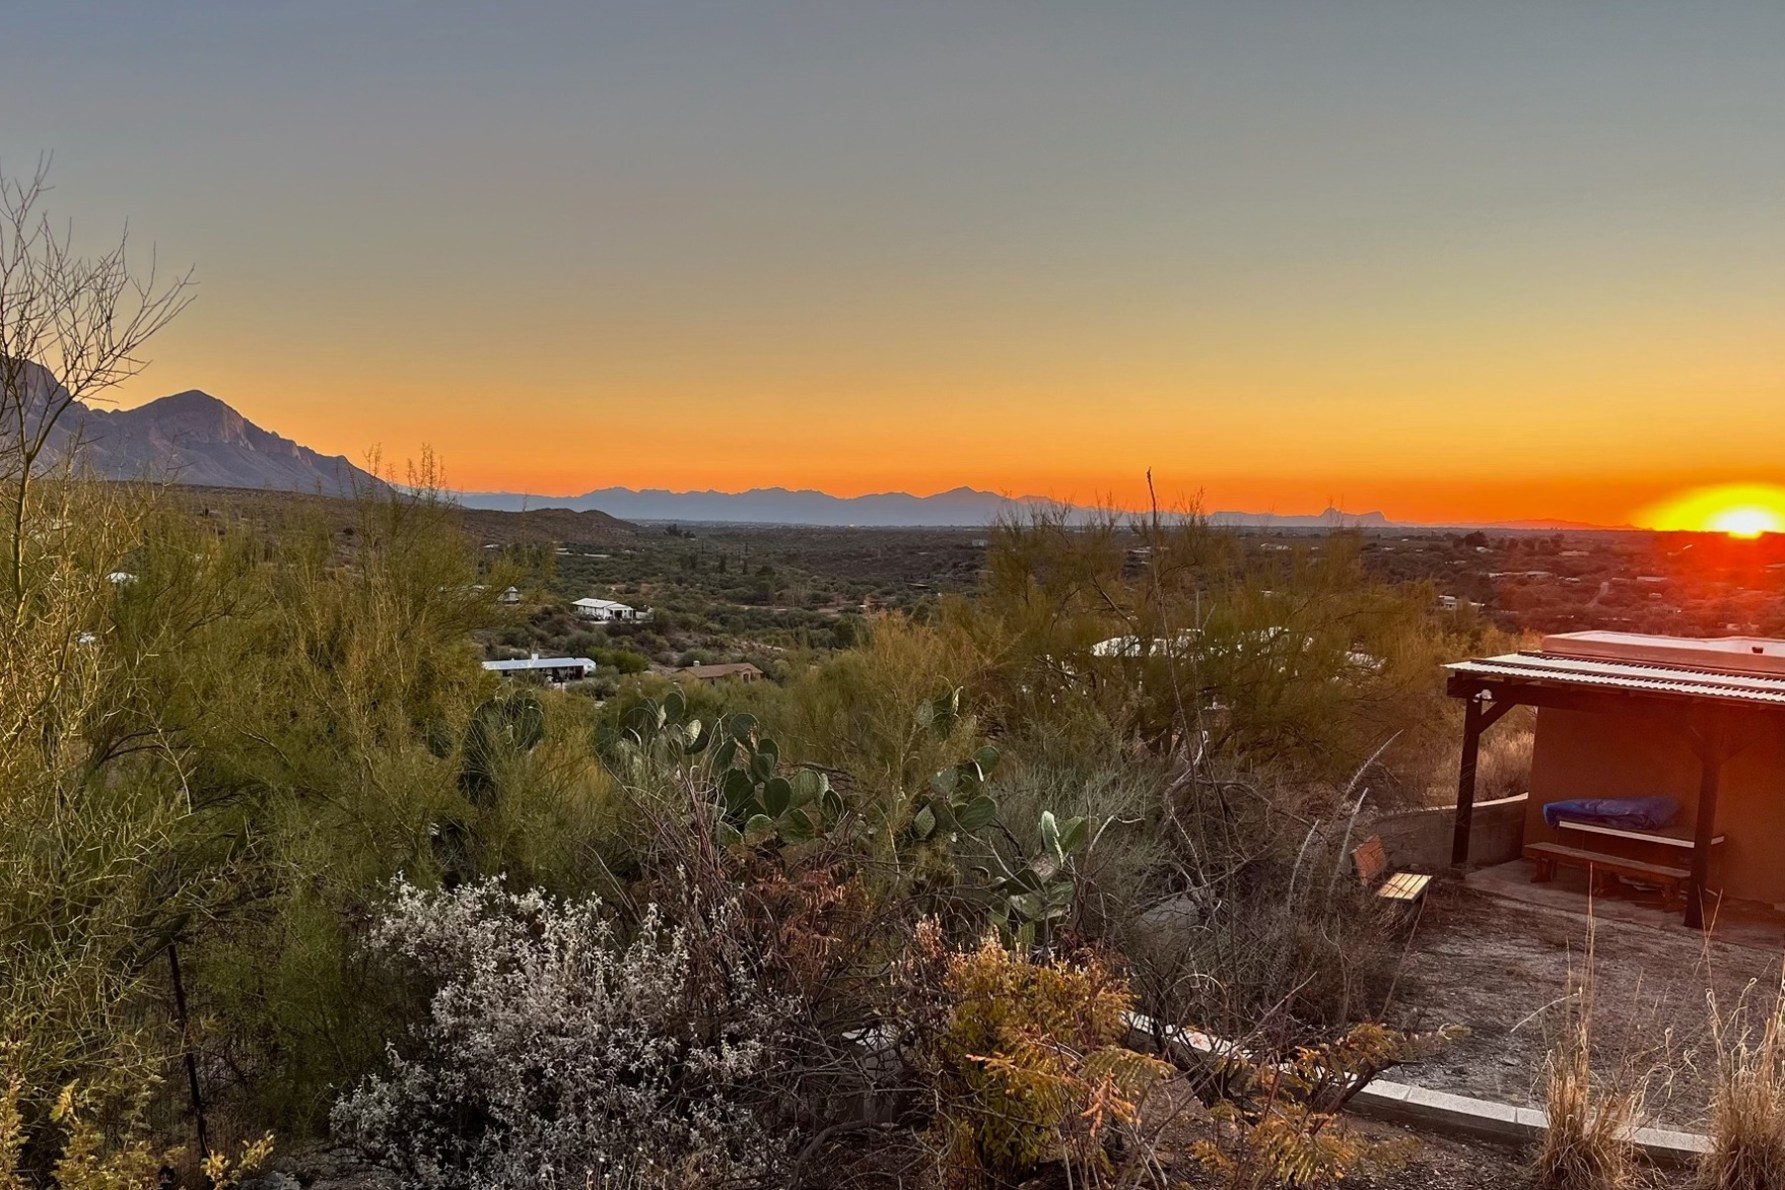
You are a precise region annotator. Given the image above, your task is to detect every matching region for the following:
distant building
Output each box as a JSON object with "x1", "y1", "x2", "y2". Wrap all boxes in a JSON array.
[
  {"x1": 482, "y1": 655, "x2": 597, "y2": 684},
  {"x1": 679, "y1": 662, "x2": 763, "y2": 684},
  {"x1": 574, "y1": 597, "x2": 647, "y2": 623},
  {"x1": 497, "y1": 586, "x2": 523, "y2": 605}
]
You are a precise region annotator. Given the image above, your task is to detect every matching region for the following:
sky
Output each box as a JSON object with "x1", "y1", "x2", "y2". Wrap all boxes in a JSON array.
[{"x1": 4, "y1": 2, "x2": 1782, "y2": 526}]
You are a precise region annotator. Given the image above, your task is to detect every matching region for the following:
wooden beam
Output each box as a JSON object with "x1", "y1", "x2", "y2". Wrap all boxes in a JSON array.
[
  {"x1": 1451, "y1": 695, "x2": 1487, "y2": 867},
  {"x1": 1685, "y1": 713, "x2": 1727, "y2": 930},
  {"x1": 1479, "y1": 697, "x2": 1516, "y2": 732}
]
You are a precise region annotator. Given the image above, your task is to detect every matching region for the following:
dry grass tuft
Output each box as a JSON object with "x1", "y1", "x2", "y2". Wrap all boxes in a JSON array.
[
  {"x1": 1532, "y1": 928, "x2": 1648, "y2": 1190},
  {"x1": 1536, "y1": 1013, "x2": 1643, "y2": 1190},
  {"x1": 1698, "y1": 978, "x2": 1785, "y2": 1190}
]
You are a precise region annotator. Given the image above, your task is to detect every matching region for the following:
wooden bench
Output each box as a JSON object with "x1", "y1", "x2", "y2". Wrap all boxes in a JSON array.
[
  {"x1": 1554, "y1": 819, "x2": 1723, "y2": 870},
  {"x1": 1352, "y1": 836, "x2": 1431, "y2": 903},
  {"x1": 1525, "y1": 842, "x2": 1691, "y2": 908}
]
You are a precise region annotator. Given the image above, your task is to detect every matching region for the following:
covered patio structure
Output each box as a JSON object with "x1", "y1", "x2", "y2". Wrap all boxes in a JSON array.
[{"x1": 1447, "y1": 632, "x2": 1785, "y2": 929}]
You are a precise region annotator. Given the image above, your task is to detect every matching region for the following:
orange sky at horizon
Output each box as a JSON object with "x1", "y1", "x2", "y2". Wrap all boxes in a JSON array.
[
  {"x1": 106, "y1": 318, "x2": 1781, "y2": 529},
  {"x1": 15, "y1": 6, "x2": 1782, "y2": 532}
]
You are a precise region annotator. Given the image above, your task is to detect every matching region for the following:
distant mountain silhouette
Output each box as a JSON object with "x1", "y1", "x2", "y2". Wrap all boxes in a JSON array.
[
  {"x1": 12, "y1": 361, "x2": 381, "y2": 495},
  {"x1": 455, "y1": 486, "x2": 1416, "y2": 529},
  {"x1": 5, "y1": 362, "x2": 1626, "y2": 528},
  {"x1": 456, "y1": 484, "x2": 1041, "y2": 526},
  {"x1": 1207, "y1": 506, "x2": 1392, "y2": 529}
]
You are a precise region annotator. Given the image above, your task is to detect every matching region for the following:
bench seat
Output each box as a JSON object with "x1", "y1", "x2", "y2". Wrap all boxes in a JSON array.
[
  {"x1": 1352, "y1": 836, "x2": 1430, "y2": 905},
  {"x1": 1525, "y1": 842, "x2": 1690, "y2": 906},
  {"x1": 1377, "y1": 872, "x2": 1432, "y2": 901}
]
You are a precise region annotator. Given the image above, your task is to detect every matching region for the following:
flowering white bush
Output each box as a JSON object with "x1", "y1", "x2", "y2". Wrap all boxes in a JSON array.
[{"x1": 331, "y1": 877, "x2": 785, "y2": 1189}]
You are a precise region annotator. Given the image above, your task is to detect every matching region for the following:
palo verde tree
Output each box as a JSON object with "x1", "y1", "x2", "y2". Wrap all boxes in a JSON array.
[{"x1": 0, "y1": 156, "x2": 203, "y2": 1175}]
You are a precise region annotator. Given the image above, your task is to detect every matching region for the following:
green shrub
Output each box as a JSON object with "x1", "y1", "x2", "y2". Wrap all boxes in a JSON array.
[{"x1": 918, "y1": 927, "x2": 1167, "y2": 1187}]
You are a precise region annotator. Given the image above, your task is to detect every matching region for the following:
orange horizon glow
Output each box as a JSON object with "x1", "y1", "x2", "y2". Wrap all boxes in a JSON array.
[{"x1": 102, "y1": 352, "x2": 1785, "y2": 529}]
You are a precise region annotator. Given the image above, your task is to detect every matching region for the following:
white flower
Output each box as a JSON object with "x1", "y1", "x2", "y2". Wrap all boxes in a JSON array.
[{"x1": 332, "y1": 877, "x2": 787, "y2": 1190}]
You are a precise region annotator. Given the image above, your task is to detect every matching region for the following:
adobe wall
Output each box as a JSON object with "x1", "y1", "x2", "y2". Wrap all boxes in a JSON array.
[{"x1": 1525, "y1": 706, "x2": 1785, "y2": 906}]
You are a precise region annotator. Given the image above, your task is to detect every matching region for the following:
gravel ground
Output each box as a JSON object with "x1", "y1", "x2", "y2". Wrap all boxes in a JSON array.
[{"x1": 1390, "y1": 882, "x2": 1784, "y2": 1130}]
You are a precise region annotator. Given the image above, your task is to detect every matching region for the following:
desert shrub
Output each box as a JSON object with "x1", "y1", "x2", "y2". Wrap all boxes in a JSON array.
[
  {"x1": 1190, "y1": 1022, "x2": 1436, "y2": 1190},
  {"x1": 1699, "y1": 981, "x2": 1785, "y2": 1190},
  {"x1": 0, "y1": 1069, "x2": 272, "y2": 1190},
  {"x1": 912, "y1": 926, "x2": 1167, "y2": 1187},
  {"x1": 331, "y1": 877, "x2": 786, "y2": 1190},
  {"x1": 983, "y1": 755, "x2": 1171, "y2": 941},
  {"x1": 969, "y1": 509, "x2": 1488, "y2": 795},
  {"x1": 0, "y1": 480, "x2": 259, "y2": 1149},
  {"x1": 773, "y1": 616, "x2": 989, "y2": 812},
  {"x1": 1111, "y1": 755, "x2": 1410, "y2": 1039},
  {"x1": 591, "y1": 646, "x2": 650, "y2": 674}
]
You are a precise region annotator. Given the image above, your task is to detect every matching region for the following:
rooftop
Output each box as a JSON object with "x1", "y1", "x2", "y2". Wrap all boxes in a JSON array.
[
  {"x1": 1541, "y1": 630, "x2": 1785, "y2": 677},
  {"x1": 482, "y1": 656, "x2": 597, "y2": 673},
  {"x1": 1448, "y1": 631, "x2": 1785, "y2": 709}
]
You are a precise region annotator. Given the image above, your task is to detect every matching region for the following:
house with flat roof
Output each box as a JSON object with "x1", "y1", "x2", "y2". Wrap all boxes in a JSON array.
[
  {"x1": 1447, "y1": 630, "x2": 1785, "y2": 928},
  {"x1": 482, "y1": 655, "x2": 597, "y2": 685},
  {"x1": 574, "y1": 597, "x2": 647, "y2": 622}
]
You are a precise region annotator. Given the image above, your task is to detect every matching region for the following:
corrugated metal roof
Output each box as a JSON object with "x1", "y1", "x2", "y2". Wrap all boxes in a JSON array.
[{"x1": 1447, "y1": 651, "x2": 1785, "y2": 708}]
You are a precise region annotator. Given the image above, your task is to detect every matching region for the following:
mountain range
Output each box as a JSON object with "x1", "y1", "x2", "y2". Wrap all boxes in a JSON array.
[
  {"x1": 9, "y1": 362, "x2": 1617, "y2": 529},
  {"x1": 14, "y1": 361, "x2": 381, "y2": 495},
  {"x1": 452, "y1": 485, "x2": 1594, "y2": 531}
]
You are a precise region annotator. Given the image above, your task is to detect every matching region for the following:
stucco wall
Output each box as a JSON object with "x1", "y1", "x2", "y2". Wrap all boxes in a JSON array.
[{"x1": 1524, "y1": 706, "x2": 1785, "y2": 906}]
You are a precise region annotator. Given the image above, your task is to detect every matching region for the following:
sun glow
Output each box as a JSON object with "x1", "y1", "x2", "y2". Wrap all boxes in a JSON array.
[
  {"x1": 1708, "y1": 506, "x2": 1784, "y2": 539},
  {"x1": 1640, "y1": 484, "x2": 1785, "y2": 538}
]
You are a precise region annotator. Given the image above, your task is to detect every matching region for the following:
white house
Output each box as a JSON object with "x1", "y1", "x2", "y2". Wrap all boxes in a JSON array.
[
  {"x1": 497, "y1": 586, "x2": 523, "y2": 605},
  {"x1": 574, "y1": 597, "x2": 647, "y2": 623},
  {"x1": 482, "y1": 655, "x2": 597, "y2": 684}
]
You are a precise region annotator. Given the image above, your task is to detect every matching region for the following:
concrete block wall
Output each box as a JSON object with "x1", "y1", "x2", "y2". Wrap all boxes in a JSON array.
[{"x1": 1365, "y1": 793, "x2": 1527, "y2": 870}]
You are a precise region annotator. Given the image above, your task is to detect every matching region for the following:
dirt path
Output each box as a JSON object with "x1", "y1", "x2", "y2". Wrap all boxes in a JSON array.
[{"x1": 1389, "y1": 883, "x2": 1784, "y2": 1129}]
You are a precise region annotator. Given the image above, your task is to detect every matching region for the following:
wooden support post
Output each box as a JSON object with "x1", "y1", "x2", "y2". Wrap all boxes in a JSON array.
[
  {"x1": 1451, "y1": 695, "x2": 1486, "y2": 867},
  {"x1": 1685, "y1": 715, "x2": 1726, "y2": 931}
]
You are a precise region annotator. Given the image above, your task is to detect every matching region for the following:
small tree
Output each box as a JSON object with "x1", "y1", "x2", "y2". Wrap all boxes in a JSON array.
[
  {"x1": 0, "y1": 156, "x2": 197, "y2": 1168},
  {"x1": 0, "y1": 155, "x2": 194, "y2": 610}
]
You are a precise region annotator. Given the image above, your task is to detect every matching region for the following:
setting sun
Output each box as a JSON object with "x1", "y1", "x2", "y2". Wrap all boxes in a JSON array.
[
  {"x1": 1640, "y1": 484, "x2": 1785, "y2": 538},
  {"x1": 1708, "y1": 507, "x2": 1785, "y2": 539}
]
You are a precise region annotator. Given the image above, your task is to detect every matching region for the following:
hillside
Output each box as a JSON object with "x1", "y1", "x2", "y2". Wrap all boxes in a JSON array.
[
  {"x1": 456, "y1": 504, "x2": 637, "y2": 547},
  {"x1": 13, "y1": 360, "x2": 382, "y2": 494},
  {"x1": 169, "y1": 483, "x2": 637, "y2": 547}
]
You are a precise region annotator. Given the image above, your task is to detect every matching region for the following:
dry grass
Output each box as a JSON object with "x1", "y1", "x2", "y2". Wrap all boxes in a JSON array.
[
  {"x1": 1698, "y1": 978, "x2": 1785, "y2": 1190},
  {"x1": 1416, "y1": 720, "x2": 1533, "y2": 808},
  {"x1": 1536, "y1": 1013, "x2": 1643, "y2": 1190},
  {"x1": 1532, "y1": 928, "x2": 1650, "y2": 1190},
  {"x1": 1476, "y1": 725, "x2": 1535, "y2": 802}
]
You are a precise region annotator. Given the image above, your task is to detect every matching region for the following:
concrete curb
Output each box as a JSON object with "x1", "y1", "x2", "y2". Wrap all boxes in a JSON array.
[
  {"x1": 1347, "y1": 1079, "x2": 1708, "y2": 1168},
  {"x1": 1125, "y1": 1013, "x2": 1709, "y2": 1168}
]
